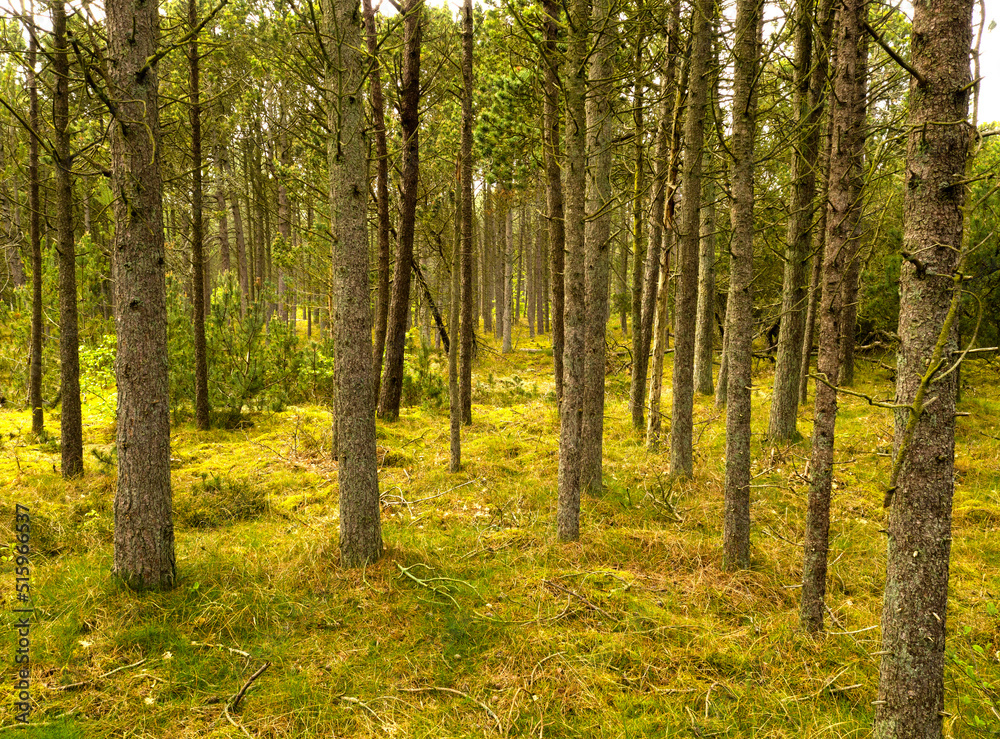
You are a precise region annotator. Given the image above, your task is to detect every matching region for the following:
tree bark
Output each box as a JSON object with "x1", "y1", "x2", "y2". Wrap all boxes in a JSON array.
[
  {"x1": 502, "y1": 203, "x2": 513, "y2": 353},
  {"x1": 723, "y1": 0, "x2": 763, "y2": 571},
  {"x1": 800, "y1": 0, "x2": 867, "y2": 631},
  {"x1": 459, "y1": 0, "x2": 475, "y2": 426},
  {"x1": 580, "y1": 0, "x2": 616, "y2": 495},
  {"x1": 628, "y1": 13, "x2": 646, "y2": 390},
  {"x1": 767, "y1": 0, "x2": 833, "y2": 440},
  {"x1": 557, "y1": 0, "x2": 588, "y2": 541},
  {"x1": 874, "y1": 0, "x2": 973, "y2": 733},
  {"x1": 630, "y1": 0, "x2": 680, "y2": 432},
  {"x1": 542, "y1": 0, "x2": 565, "y2": 402},
  {"x1": 189, "y1": 0, "x2": 210, "y2": 430},
  {"x1": 449, "y1": 180, "x2": 462, "y2": 472},
  {"x1": 107, "y1": 0, "x2": 176, "y2": 590},
  {"x1": 670, "y1": 0, "x2": 713, "y2": 478},
  {"x1": 377, "y1": 0, "x2": 422, "y2": 420},
  {"x1": 28, "y1": 16, "x2": 43, "y2": 436},
  {"x1": 324, "y1": 0, "x2": 383, "y2": 567},
  {"x1": 53, "y1": 0, "x2": 83, "y2": 477},
  {"x1": 363, "y1": 0, "x2": 392, "y2": 399},
  {"x1": 693, "y1": 175, "x2": 717, "y2": 396}
]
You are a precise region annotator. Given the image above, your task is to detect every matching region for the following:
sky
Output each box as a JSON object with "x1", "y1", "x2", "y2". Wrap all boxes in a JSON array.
[{"x1": 975, "y1": 1, "x2": 1000, "y2": 125}]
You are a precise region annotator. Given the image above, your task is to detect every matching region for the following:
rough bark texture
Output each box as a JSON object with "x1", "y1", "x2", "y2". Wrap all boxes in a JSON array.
[
  {"x1": 108, "y1": 0, "x2": 176, "y2": 591},
  {"x1": 28, "y1": 22, "x2": 43, "y2": 436},
  {"x1": 363, "y1": 0, "x2": 392, "y2": 400},
  {"x1": 769, "y1": 0, "x2": 824, "y2": 439},
  {"x1": 874, "y1": 0, "x2": 972, "y2": 734},
  {"x1": 377, "y1": 0, "x2": 422, "y2": 420},
  {"x1": 670, "y1": 0, "x2": 712, "y2": 478},
  {"x1": 800, "y1": 0, "x2": 867, "y2": 631},
  {"x1": 723, "y1": 0, "x2": 763, "y2": 571},
  {"x1": 449, "y1": 185, "x2": 462, "y2": 472},
  {"x1": 542, "y1": 0, "x2": 565, "y2": 403},
  {"x1": 557, "y1": 0, "x2": 587, "y2": 541},
  {"x1": 189, "y1": 0, "x2": 210, "y2": 430},
  {"x1": 631, "y1": 0, "x2": 680, "y2": 432},
  {"x1": 693, "y1": 176, "x2": 716, "y2": 396},
  {"x1": 53, "y1": 0, "x2": 83, "y2": 477},
  {"x1": 628, "y1": 15, "x2": 646, "y2": 411},
  {"x1": 580, "y1": 0, "x2": 615, "y2": 496},
  {"x1": 460, "y1": 0, "x2": 475, "y2": 426},
  {"x1": 502, "y1": 206, "x2": 513, "y2": 353},
  {"x1": 325, "y1": 0, "x2": 383, "y2": 567}
]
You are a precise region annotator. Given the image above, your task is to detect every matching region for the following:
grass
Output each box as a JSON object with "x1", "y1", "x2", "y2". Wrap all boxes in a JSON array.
[{"x1": 1, "y1": 324, "x2": 999, "y2": 737}]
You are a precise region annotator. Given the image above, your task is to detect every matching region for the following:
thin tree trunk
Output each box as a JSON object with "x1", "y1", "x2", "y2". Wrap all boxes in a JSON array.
[
  {"x1": 502, "y1": 204, "x2": 513, "y2": 353},
  {"x1": 693, "y1": 175, "x2": 717, "y2": 396},
  {"x1": 28, "y1": 14, "x2": 43, "y2": 436},
  {"x1": 364, "y1": 0, "x2": 392, "y2": 397},
  {"x1": 557, "y1": 0, "x2": 588, "y2": 541},
  {"x1": 875, "y1": 0, "x2": 973, "y2": 732},
  {"x1": 216, "y1": 182, "x2": 230, "y2": 273},
  {"x1": 768, "y1": 0, "x2": 832, "y2": 439},
  {"x1": 189, "y1": 0, "x2": 210, "y2": 430},
  {"x1": 630, "y1": 0, "x2": 680, "y2": 431},
  {"x1": 482, "y1": 183, "x2": 494, "y2": 333},
  {"x1": 460, "y1": 0, "x2": 475, "y2": 426},
  {"x1": 628, "y1": 16, "x2": 645, "y2": 371},
  {"x1": 542, "y1": 0, "x2": 565, "y2": 401},
  {"x1": 53, "y1": 0, "x2": 83, "y2": 477},
  {"x1": 723, "y1": 0, "x2": 764, "y2": 571},
  {"x1": 449, "y1": 181, "x2": 462, "y2": 471},
  {"x1": 220, "y1": 145, "x2": 249, "y2": 314},
  {"x1": 377, "y1": 0, "x2": 422, "y2": 420},
  {"x1": 108, "y1": 0, "x2": 176, "y2": 590},
  {"x1": 670, "y1": 0, "x2": 713, "y2": 478},
  {"x1": 580, "y1": 0, "x2": 615, "y2": 495},
  {"x1": 800, "y1": 0, "x2": 867, "y2": 632}
]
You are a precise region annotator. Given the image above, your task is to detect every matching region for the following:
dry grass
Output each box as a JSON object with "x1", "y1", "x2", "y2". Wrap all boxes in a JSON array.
[{"x1": 1, "y1": 326, "x2": 999, "y2": 737}]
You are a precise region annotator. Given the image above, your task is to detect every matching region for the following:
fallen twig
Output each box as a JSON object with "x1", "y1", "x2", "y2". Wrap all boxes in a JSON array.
[
  {"x1": 230, "y1": 661, "x2": 271, "y2": 711},
  {"x1": 399, "y1": 686, "x2": 502, "y2": 732},
  {"x1": 54, "y1": 658, "x2": 148, "y2": 691},
  {"x1": 543, "y1": 580, "x2": 614, "y2": 621}
]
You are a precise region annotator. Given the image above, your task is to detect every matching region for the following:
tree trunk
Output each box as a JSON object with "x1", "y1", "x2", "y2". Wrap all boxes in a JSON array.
[
  {"x1": 482, "y1": 183, "x2": 494, "y2": 334},
  {"x1": 220, "y1": 145, "x2": 249, "y2": 314},
  {"x1": 768, "y1": 0, "x2": 831, "y2": 440},
  {"x1": 670, "y1": 0, "x2": 713, "y2": 478},
  {"x1": 542, "y1": 0, "x2": 565, "y2": 402},
  {"x1": 53, "y1": 0, "x2": 83, "y2": 477},
  {"x1": 875, "y1": 0, "x2": 973, "y2": 733},
  {"x1": 502, "y1": 204, "x2": 513, "y2": 353},
  {"x1": 628, "y1": 16, "x2": 645, "y2": 382},
  {"x1": 189, "y1": 0, "x2": 210, "y2": 430},
  {"x1": 580, "y1": 0, "x2": 615, "y2": 495},
  {"x1": 28, "y1": 17, "x2": 43, "y2": 436},
  {"x1": 630, "y1": 0, "x2": 680, "y2": 431},
  {"x1": 557, "y1": 0, "x2": 588, "y2": 541},
  {"x1": 800, "y1": 0, "x2": 867, "y2": 631},
  {"x1": 460, "y1": 0, "x2": 475, "y2": 426},
  {"x1": 693, "y1": 175, "x2": 717, "y2": 396},
  {"x1": 324, "y1": 0, "x2": 383, "y2": 567},
  {"x1": 449, "y1": 180, "x2": 462, "y2": 471},
  {"x1": 723, "y1": 0, "x2": 764, "y2": 571},
  {"x1": 377, "y1": 0, "x2": 422, "y2": 421},
  {"x1": 363, "y1": 0, "x2": 392, "y2": 398},
  {"x1": 107, "y1": 0, "x2": 176, "y2": 590}
]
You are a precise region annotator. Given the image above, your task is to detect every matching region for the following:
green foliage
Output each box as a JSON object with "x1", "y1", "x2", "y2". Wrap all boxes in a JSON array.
[{"x1": 401, "y1": 328, "x2": 446, "y2": 409}]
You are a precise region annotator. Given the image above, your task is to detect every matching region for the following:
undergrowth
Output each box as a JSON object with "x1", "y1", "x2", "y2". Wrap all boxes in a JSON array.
[{"x1": 1, "y1": 324, "x2": 998, "y2": 737}]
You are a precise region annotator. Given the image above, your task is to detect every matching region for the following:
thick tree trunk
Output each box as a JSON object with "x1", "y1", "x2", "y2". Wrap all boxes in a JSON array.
[
  {"x1": 557, "y1": 0, "x2": 588, "y2": 541},
  {"x1": 768, "y1": 0, "x2": 833, "y2": 440},
  {"x1": 580, "y1": 0, "x2": 616, "y2": 495},
  {"x1": 107, "y1": 0, "x2": 176, "y2": 590},
  {"x1": 670, "y1": 0, "x2": 713, "y2": 478},
  {"x1": 28, "y1": 20, "x2": 43, "y2": 436},
  {"x1": 630, "y1": 0, "x2": 680, "y2": 431},
  {"x1": 377, "y1": 0, "x2": 422, "y2": 420},
  {"x1": 800, "y1": 0, "x2": 867, "y2": 631},
  {"x1": 324, "y1": 0, "x2": 383, "y2": 567},
  {"x1": 189, "y1": 0, "x2": 210, "y2": 430},
  {"x1": 53, "y1": 0, "x2": 83, "y2": 477},
  {"x1": 723, "y1": 0, "x2": 763, "y2": 571},
  {"x1": 875, "y1": 0, "x2": 973, "y2": 733},
  {"x1": 363, "y1": 0, "x2": 392, "y2": 398},
  {"x1": 542, "y1": 0, "x2": 565, "y2": 402}
]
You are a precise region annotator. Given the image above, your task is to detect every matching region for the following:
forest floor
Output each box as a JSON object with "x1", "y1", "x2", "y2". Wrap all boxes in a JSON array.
[{"x1": 2, "y1": 325, "x2": 1000, "y2": 738}]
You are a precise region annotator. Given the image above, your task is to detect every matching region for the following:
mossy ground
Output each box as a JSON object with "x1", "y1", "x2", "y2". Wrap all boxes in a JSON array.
[{"x1": 2, "y1": 324, "x2": 999, "y2": 737}]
